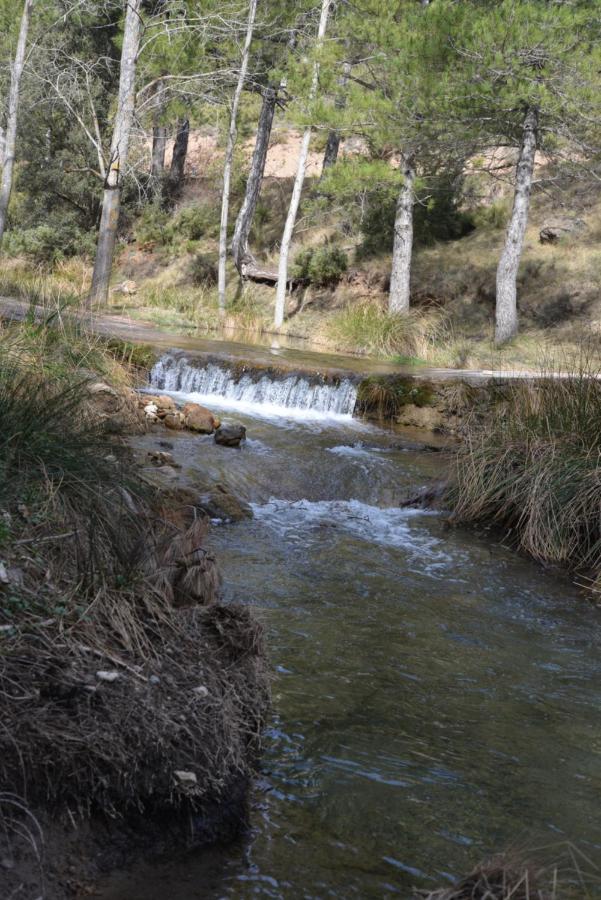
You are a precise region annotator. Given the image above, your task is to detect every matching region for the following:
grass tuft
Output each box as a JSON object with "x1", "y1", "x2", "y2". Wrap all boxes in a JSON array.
[{"x1": 448, "y1": 351, "x2": 601, "y2": 589}]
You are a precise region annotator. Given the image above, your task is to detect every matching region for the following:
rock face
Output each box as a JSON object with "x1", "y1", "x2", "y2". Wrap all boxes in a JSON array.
[
  {"x1": 183, "y1": 402, "x2": 220, "y2": 434},
  {"x1": 198, "y1": 484, "x2": 253, "y2": 522},
  {"x1": 214, "y1": 423, "x2": 246, "y2": 447}
]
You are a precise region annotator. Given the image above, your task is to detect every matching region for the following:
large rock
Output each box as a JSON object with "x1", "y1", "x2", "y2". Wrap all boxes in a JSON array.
[
  {"x1": 198, "y1": 484, "x2": 252, "y2": 522},
  {"x1": 183, "y1": 402, "x2": 219, "y2": 434},
  {"x1": 539, "y1": 216, "x2": 586, "y2": 244},
  {"x1": 214, "y1": 423, "x2": 246, "y2": 448},
  {"x1": 138, "y1": 393, "x2": 176, "y2": 420},
  {"x1": 85, "y1": 382, "x2": 146, "y2": 434},
  {"x1": 164, "y1": 412, "x2": 185, "y2": 431}
]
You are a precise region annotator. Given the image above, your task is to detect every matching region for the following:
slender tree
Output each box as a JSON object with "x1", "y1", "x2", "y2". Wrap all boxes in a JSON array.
[
  {"x1": 218, "y1": 0, "x2": 259, "y2": 313},
  {"x1": 0, "y1": 0, "x2": 34, "y2": 249},
  {"x1": 89, "y1": 0, "x2": 142, "y2": 306},
  {"x1": 274, "y1": 0, "x2": 332, "y2": 328},
  {"x1": 495, "y1": 106, "x2": 538, "y2": 344},
  {"x1": 388, "y1": 154, "x2": 415, "y2": 314},
  {"x1": 150, "y1": 77, "x2": 167, "y2": 179}
]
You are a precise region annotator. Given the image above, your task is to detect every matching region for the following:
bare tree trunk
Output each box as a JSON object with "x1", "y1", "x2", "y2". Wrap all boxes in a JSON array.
[
  {"x1": 231, "y1": 86, "x2": 277, "y2": 274},
  {"x1": 495, "y1": 106, "x2": 538, "y2": 345},
  {"x1": 0, "y1": 126, "x2": 6, "y2": 169},
  {"x1": 89, "y1": 0, "x2": 141, "y2": 307},
  {"x1": 218, "y1": 0, "x2": 258, "y2": 313},
  {"x1": 274, "y1": 0, "x2": 332, "y2": 329},
  {"x1": 321, "y1": 61, "x2": 350, "y2": 174},
  {"x1": 151, "y1": 79, "x2": 167, "y2": 180},
  {"x1": 388, "y1": 155, "x2": 415, "y2": 314},
  {"x1": 0, "y1": 0, "x2": 33, "y2": 250},
  {"x1": 166, "y1": 117, "x2": 189, "y2": 202}
]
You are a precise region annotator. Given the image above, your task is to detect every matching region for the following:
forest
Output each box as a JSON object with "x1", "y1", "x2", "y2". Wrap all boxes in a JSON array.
[{"x1": 0, "y1": 0, "x2": 600, "y2": 359}]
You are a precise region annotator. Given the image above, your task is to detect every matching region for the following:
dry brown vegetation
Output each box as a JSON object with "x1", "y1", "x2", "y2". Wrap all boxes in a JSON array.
[{"x1": 0, "y1": 321, "x2": 269, "y2": 896}]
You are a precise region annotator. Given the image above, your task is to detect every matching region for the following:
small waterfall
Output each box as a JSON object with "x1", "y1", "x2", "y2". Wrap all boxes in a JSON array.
[{"x1": 150, "y1": 352, "x2": 358, "y2": 416}]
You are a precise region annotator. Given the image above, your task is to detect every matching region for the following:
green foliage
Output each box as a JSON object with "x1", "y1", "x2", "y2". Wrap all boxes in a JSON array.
[
  {"x1": 3, "y1": 218, "x2": 97, "y2": 265},
  {"x1": 471, "y1": 201, "x2": 511, "y2": 231},
  {"x1": 292, "y1": 243, "x2": 348, "y2": 287},
  {"x1": 135, "y1": 203, "x2": 219, "y2": 249}
]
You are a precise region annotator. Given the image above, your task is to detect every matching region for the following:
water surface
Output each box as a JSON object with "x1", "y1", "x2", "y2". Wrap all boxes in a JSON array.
[{"x1": 99, "y1": 388, "x2": 601, "y2": 899}]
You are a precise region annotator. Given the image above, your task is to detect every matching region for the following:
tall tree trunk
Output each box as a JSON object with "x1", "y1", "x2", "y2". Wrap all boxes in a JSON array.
[
  {"x1": 388, "y1": 155, "x2": 415, "y2": 314},
  {"x1": 495, "y1": 106, "x2": 538, "y2": 345},
  {"x1": 0, "y1": 0, "x2": 33, "y2": 250},
  {"x1": 151, "y1": 79, "x2": 167, "y2": 181},
  {"x1": 231, "y1": 87, "x2": 277, "y2": 274},
  {"x1": 321, "y1": 61, "x2": 350, "y2": 174},
  {"x1": 89, "y1": 0, "x2": 141, "y2": 307},
  {"x1": 167, "y1": 118, "x2": 190, "y2": 201},
  {"x1": 274, "y1": 0, "x2": 332, "y2": 329},
  {"x1": 231, "y1": 26, "x2": 299, "y2": 276},
  {"x1": 218, "y1": 0, "x2": 258, "y2": 313}
]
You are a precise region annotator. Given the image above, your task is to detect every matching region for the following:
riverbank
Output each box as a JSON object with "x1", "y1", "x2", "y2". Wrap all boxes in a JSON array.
[{"x1": 0, "y1": 320, "x2": 270, "y2": 898}]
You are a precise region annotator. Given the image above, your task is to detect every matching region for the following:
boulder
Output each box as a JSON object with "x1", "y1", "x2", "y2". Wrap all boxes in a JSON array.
[
  {"x1": 164, "y1": 412, "x2": 185, "y2": 431},
  {"x1": 183, "y1": 402, "x2": 219, "y2": 434},
  {"x1": 539, "y1": 216, "x2": 586, "y2": 244},
  {"x1": 138, "y1": 393, "x2": 176, "y2": 420},
  {"x1": 85, "y1": 382, "x2": 146, "y2": 434},
  {"x1": 198, "y1": 484, "x2": 252, "y2": 522},
  {"x1": 214, "y1": 423, "x2": 246, "y2": 448}
]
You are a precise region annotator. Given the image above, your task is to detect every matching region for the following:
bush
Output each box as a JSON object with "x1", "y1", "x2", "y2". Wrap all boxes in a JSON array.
[
  {"x1": 292, "y1": 244, "x2": 348, "y2": 287},
  {"x1": 448, "y1": 356, "x2": 601, "y2": 588},
  {"x1": 3, "y1": 219, "x2": 97, "y2": 266},
  {"x1": 190, "y1": 253, "x2": 218, "y2": 287}
]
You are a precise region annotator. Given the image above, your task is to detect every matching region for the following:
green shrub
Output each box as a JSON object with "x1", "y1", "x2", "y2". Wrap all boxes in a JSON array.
[
  {"x1": 292, "y1": 244, "x2": 348, "y2": 287},
  {"x1": 3, "y1": 219, "x2": 96, "y2": 265},
  {"x1": 471, "y1": 200, "x2": 510, "y2": 230},
  {"x1": 190, "y1": 253, "x2": 218, "y2": 287}
]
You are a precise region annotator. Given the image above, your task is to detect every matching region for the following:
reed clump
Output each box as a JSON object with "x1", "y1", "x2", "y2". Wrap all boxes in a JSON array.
[
  {"x1": 327, "y1": 299, "x2": 447, "y2": 359},
  {"x1": 448, "y1": 356, "x2": 601, "y2": 589}
]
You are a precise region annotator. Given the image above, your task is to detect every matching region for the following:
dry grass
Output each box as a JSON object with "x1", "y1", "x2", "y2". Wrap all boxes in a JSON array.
[
  {"x1": 448, "y1": 351, "x2": 601, "y2": 589},
  {"x1": 421, "y1": 845, "x2": 601, "y2": 899},
  {"x1": 326, "y1": 298, "x2": 449, "y2": 359},
  {"x1": 0, "y1": 325, "x2": 269, "y2": 836}
]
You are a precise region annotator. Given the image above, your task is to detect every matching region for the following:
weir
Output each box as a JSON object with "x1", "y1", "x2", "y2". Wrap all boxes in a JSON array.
[{"x1": 150, "y1": 350, "x2": 359, "y2": 416}]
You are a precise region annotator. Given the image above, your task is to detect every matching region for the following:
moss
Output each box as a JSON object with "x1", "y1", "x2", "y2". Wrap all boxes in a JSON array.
[{"x1": 356, "y1": 375, "x2": 434, "y2": 418}]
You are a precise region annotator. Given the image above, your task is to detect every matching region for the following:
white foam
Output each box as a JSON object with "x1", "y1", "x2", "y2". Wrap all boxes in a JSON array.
[
  {"x1": 250, "y1": 498, "x2": 449, "y2": 564},
  {"x1": 150, "y1": 356, "x2": 359, "y2": 421},
  {"x1": 327, "y1": 442, "x2": 390, "y2": 459}
]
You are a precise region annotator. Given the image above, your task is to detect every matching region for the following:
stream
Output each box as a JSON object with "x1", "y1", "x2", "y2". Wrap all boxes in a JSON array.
[{"x1": 99, "y1": 352, "x2": 601, "y2": 899}]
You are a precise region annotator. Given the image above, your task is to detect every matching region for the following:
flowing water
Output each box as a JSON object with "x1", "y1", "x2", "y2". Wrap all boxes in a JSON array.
[{"x1": 100, "y1": 356, "x2": 601, "y2": 899}]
